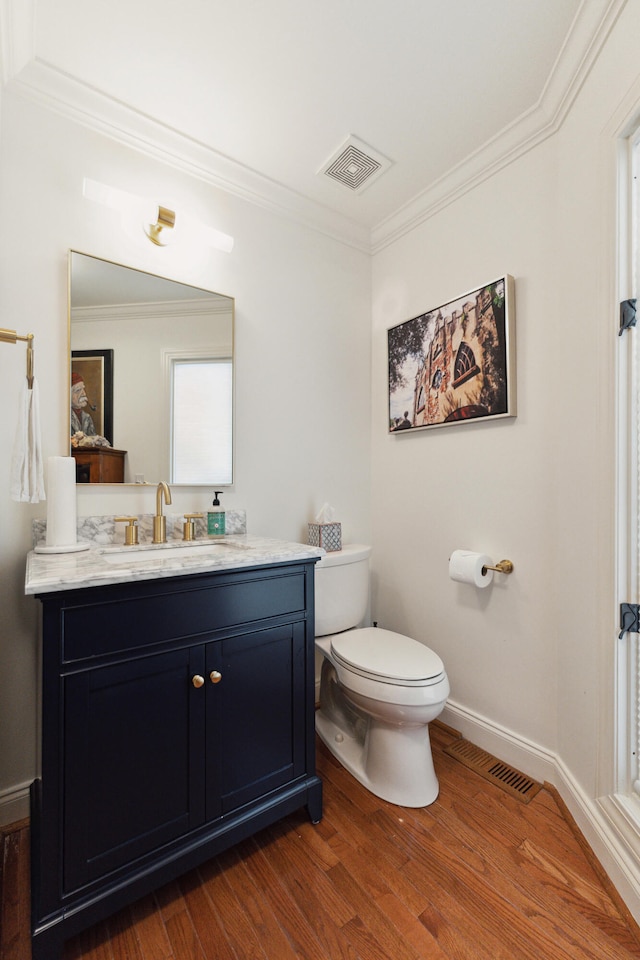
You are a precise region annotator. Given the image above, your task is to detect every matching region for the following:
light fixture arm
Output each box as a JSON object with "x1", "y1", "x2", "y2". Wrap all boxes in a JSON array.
[{"x1": 145, "y1": 205, "x2": 176, "y2": 246}]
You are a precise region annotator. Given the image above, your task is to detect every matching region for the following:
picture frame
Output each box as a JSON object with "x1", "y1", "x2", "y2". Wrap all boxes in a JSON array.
[
  {"x1": 71, "y1": 349, "x2": 114, "y2": 444},
  {"x1": 388, "y1": 275, "x2": 516, "y2": 433}
]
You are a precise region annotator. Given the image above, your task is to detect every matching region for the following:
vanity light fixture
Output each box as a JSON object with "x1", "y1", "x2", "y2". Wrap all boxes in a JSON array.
[
  {"x1": 145, "y1": 205, "x2": 176, "y2": 246},
  {"x1": 82, "y1": 178, "x2": 234, "y2": 253}
]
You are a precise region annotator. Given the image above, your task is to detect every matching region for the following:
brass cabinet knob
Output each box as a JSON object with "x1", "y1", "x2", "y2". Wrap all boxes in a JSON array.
[
  {"x1": 192, "y1": 675, "x2": 205, "y2": 688},
  {"x1": 209, "y1": 671, "x2": 222, "y2": 684}
]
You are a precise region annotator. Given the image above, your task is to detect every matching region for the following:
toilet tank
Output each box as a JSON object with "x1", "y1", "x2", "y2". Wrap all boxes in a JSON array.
[{"x1": 314, "y1": 544, "x2": 372, "y2": 637}]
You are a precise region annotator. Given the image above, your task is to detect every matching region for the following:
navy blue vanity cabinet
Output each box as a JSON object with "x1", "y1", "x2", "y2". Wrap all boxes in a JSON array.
[{"x1": 31, "y1": 560, "x2": 322, "y2": 960}]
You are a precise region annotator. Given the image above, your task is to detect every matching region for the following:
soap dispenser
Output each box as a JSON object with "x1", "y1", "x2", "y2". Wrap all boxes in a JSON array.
[{"x1": 208, "y1": 491, "x2": 226, "y2": 536}]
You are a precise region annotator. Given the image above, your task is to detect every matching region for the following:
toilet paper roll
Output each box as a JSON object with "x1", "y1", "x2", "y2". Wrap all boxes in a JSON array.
[
  {"x1": 448, "y1": 550, "x2": 494, "y2": 588},
  {"x1": 45, "y1": 456, "x2": 78, "y2": 548}
]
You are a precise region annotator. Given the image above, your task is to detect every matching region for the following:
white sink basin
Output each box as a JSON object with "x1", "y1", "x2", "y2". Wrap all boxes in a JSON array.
[{"x1": 99, "y1": 541, "x2": 241, "y2": 564}]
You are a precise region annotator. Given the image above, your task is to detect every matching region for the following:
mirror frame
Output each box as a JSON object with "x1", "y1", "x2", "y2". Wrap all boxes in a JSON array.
[{"x1": 68, "y1": 250, "x2": 235, "y2": 487}]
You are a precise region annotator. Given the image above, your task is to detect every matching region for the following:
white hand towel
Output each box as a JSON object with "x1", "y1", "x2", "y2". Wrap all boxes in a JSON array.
[{"x1": 10, "y1": 376, "x2": 46, "y2": 503}]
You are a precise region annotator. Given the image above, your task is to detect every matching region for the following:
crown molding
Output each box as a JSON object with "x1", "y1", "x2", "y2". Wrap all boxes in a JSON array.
[
  {"x1": 370, "y1": 0, "x2": 626, "y2": 253},
  {"x1": 71, "y1": 297, "x2": 232, "y2": 324},
  {"x1": 0, "y1": 0, "x2": 34, "y2": 83},
  {"x1": 6, "y1": 53, "x2": 372, "y2": 254},
  {"x1": 0, "y1": 0, "x2": 626, "y2": 256}
]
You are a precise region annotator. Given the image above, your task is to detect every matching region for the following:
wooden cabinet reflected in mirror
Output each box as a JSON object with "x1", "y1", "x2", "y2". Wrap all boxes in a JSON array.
[{"x1": 69, "y1": 252, "x2": 234, "y2": 485}]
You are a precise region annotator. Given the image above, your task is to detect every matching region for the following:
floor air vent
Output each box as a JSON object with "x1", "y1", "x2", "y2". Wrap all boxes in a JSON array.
[{"x1": 443, "y1": 739, "x2": 542, "y2": 804}]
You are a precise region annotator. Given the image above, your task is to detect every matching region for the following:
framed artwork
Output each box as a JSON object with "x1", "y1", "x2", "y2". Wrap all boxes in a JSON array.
[
  {"x1": 388, "y1": 275, "x2": 516, "y2": 433},
  {"x1": 71, "y1": 349, "x2": 114, "y2": 444}
]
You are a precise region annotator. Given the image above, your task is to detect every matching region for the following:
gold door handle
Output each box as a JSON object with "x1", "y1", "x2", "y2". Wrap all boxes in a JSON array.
[
  {"x1": 192, "y1": 675, "x2": 205, "y2": 688},
  {"x1": 209, "y1": 671, "x2": 222, "y2": 684}
]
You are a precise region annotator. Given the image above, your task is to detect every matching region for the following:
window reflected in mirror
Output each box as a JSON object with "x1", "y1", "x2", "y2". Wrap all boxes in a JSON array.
[{"x1": 170, "y1": 357, "x2": 233, "y2": 484}]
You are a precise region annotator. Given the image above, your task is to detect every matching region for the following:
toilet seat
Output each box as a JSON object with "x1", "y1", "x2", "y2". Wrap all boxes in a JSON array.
[{"x1": 331, "y1": 628, "x2": 445, "y2": 687}]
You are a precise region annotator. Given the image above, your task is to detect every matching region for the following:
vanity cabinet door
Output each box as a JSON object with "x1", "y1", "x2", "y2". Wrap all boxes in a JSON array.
[
  {"x1": 63, "y1": 645, "x2": 206, "y2": 892},
  {"x1": 205, "y1": 622, "x2": 306, "y2": 819}
]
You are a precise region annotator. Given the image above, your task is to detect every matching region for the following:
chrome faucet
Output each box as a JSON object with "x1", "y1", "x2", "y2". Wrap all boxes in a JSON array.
[{"x1": 152, "y1": 480, "x2": 172, "y2": 543}]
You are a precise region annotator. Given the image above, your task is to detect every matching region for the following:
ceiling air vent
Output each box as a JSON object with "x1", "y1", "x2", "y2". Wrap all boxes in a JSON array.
[{"x1": 319, "y1": 136, "x2": 391, "y2": 194}]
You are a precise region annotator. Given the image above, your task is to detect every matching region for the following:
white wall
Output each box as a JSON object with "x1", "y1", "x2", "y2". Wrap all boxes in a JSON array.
[
  {"x1": 0, "y1": 92, "x2": 371, "y2": 822},
  {"x1": 372, "y1": 138, "x2": 561, "y2": 755},
  {"x1": 371, "y1": 0, "x2": 640, "y2": 905}
]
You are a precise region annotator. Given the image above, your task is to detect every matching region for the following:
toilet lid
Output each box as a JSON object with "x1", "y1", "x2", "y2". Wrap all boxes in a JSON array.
[{"x1": 331, "y1": 628, "x2": 444, "y2": 685}]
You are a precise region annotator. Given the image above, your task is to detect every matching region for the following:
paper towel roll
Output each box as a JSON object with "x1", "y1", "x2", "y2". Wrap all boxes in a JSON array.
[
  {"x1": 45, "y1": 456, "x2": 77, "y2": 548},
  {"x1": 448, "y1": 550, "x2": 494, "y2": 588}
]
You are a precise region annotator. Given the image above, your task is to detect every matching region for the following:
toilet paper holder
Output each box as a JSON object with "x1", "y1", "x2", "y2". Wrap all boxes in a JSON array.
[{"x1": 482, "y1": 559, "x2": 514, "y2": 575}]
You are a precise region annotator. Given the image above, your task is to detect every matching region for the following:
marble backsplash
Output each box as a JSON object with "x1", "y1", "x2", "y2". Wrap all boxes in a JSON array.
[{"x1": 32, "y1": 510, "x2": 247, "y2": 548}]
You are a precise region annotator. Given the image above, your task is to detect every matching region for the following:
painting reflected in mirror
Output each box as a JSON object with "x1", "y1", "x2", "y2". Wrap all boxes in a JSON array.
[
  {"x1": 69, "y1": 252, "x2": 234, "y2": 485},
  {"x1": 71, "y1": 349, "x2": 113, "y2": 442}
]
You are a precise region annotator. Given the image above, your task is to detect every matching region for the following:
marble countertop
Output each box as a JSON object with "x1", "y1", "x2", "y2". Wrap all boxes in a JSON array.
[{"x1": 25, "y1": 535, "x2": 324, "y2": 595}]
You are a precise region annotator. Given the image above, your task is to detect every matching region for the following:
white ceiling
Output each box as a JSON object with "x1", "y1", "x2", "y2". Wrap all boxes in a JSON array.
[{"x1": 1, "y1": 0, "x2": 622, "y2": 249}]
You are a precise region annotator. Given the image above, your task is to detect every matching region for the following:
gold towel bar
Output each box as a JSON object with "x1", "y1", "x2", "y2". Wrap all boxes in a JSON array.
[{"x1": 0, "y1": 327, "x2": 34, "y2": 387}]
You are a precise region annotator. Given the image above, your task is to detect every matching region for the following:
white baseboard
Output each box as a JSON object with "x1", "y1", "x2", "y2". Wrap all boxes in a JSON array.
[
  {"x1": 440, "y1": 701, "x2": 558, "y2": 784},
  {"x1": 0, "y1": 780, "x2": 30, "y2": 827},
  {"x1": 442, "y1": 699, "x2": 640, "y2": 926}
]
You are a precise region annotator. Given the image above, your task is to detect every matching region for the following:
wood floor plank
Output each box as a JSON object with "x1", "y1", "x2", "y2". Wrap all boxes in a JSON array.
[
  {"x1": 163, "y1": 908, "x2": 206, "y2": 960},
  {"x1": 433, "y1": 770, "x2": 594, "y2": 881},
  {"x1": 518, "y1": 841, "x2": 638, "y2": 956},
  {"x1": 321, "y1": 797, "x2": 433, "y2": 918},
  {"x1": 322, "y1": 750, "x2": 567, "y2": 960},
  {"x1": 8, "y1": 727, "x2": 640, "y2": 960},
  {"x1": 240, "y1": 832, "x2": 337, "y2": 960},
  {"x1": 260, "y1": 823, "x2": 364, "y2": 960},
  {"x1": 411, "y1": 785, "x2": 640, "y2": 958},
  {"x1": 321, "y1": 787, "x2": 392, "y2": 856},
  {"x1": 212, "y1": 843, "x2": 301, "y2": 960},
  {"x1": 285, "y1": 811, "x2": 342, "y2": 871},
  {"x1": 106, "y1": 905, "x2": 145, "y2": 960},
  {"x1": 327, "y1": 859, "x2": 433, "y2": 960},
  {"x1": 196, "y1": 857, "x2": 271, "y2": 960},
  {"x1": 517, "y1": 836, "x2": 628, "y2": 920},
  {"x1": 63, "y1": 922, "x2": 114, "y2": 960},
  {"x1": 389, "y1": 822, "x2": 541, "y2": 960},
  {"x1": 375, "y1": 806, "x2": 587, "y2": 960},
  {"x1": 418, "y1": 899, "x2": 512, "y2": 960},
  {"x1": 153, "y1": 880, "x2": 187, "y2": 923},
  {"x1": 374, "y1": 893, "x2": 450, "y2": 960},
  {"x1": 427, "y1": 797, "x2": 614, "y2": 915},
  {"x1": 0, "y1": 821, "x2": 30, "y2": 960},
  {"x1": 340, "y1": 915, "x2": 416, "y2": 960},
  {"x1": 177, "y1": 868, "x2": 239, "y2": 960},
  {"x1": 125, "y1": 893, "x2": 173, "y2": 960},
  {"x1": 264, "y1": 817, "x2": 358, "y2": 928},
  {"x1": 405, "y1": 801, "x2": 640, "y2": 960}
]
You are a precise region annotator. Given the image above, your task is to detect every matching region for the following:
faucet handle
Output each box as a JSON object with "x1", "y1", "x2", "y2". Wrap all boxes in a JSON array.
[
  {"x1": 115, "y1": 516, "x2": 139, "y2": 546},
  {"x1": 183, "y1": 513, "x2": 204, "y2": 542}
]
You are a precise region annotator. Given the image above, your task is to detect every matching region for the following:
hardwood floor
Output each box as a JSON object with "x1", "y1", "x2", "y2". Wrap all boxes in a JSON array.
[{"x1": 4, "y1": 724, "x2": 640, "y2": 959}]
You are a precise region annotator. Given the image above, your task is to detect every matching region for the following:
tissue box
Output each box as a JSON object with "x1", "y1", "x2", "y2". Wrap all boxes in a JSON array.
[{"x1": 308, "y1": 522, "x2": 342, "y2": 552}]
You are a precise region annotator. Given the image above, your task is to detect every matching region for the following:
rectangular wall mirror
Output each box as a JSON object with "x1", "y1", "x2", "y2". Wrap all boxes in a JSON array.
[{"x1": 69, "y1": 251, "x2": 234, "y2": 485}]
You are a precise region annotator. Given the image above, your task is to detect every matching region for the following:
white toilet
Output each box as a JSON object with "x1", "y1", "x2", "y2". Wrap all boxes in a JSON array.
[{"x1": 314, "y1": 544, "x2": 449, "y2": 807}]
